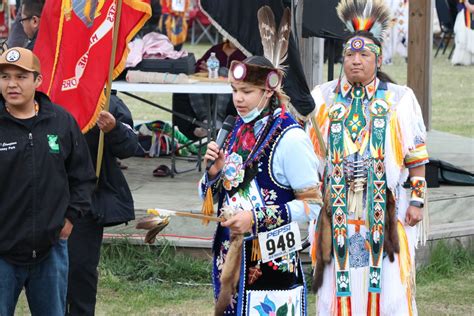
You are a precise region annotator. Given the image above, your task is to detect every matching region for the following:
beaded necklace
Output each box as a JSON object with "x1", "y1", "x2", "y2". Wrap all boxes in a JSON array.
[{"x1": 5, "y1": 100, "x2": 39, "y2": 117}]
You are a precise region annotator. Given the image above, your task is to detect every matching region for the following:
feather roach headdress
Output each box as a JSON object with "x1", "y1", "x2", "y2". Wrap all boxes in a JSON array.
[
  {"x1": 332, "y1": 0, "x2": 392, "y2": 95},
  {"x1": 336, "y1": 0, "x2": 391, "y2": 43},
  {"x1": 229, "y1": 6, "x2": 291, "y2": 91}
]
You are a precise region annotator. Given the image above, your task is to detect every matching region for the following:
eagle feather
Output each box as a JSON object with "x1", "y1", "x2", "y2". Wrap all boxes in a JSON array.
[{"x1": 257, "y1": 5, "x2": 291, "y2": 69}]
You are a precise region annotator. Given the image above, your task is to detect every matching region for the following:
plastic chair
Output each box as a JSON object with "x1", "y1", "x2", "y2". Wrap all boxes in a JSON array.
[{"x1": 188, "y1": 8, "x2": 218, "y2": 45}]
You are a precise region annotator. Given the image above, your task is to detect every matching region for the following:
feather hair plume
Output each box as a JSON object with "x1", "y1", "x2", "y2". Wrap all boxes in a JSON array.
[
  {"x1": 336, "y1": 0, "x2": 391, "y2": 42},
  {"x1": 257, "y1": 6, "x2": 291, "y2": 69}
]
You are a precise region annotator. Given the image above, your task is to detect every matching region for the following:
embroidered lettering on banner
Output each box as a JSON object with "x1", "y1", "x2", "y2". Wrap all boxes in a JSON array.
[{"x1": 61, "y1": 2, "x2": 116, "y2": 91}]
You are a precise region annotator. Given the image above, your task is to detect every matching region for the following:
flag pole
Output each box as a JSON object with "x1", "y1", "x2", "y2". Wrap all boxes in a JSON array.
[{"x1": 96, "y1": 0, "x2": 123, "y2": 179}]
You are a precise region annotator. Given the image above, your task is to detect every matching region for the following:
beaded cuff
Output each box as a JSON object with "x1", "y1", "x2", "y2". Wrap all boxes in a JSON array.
[{"x1": 410, "y1": 176, "x2": 426, "y2": 203}]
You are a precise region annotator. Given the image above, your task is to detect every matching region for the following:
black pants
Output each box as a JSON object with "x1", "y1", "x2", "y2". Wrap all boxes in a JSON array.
[{"x1": 66, "y1": 215, "x2": 104, "y2": 316}]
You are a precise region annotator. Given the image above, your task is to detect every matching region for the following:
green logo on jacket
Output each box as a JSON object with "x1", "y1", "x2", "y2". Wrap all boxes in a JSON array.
[{"x1": 47, "y1": 134, "x2": 60, "y2": 153}]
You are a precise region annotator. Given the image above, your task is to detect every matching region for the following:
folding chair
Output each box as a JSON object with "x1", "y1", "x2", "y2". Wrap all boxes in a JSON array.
[
  {"x1": 435, "y1": 0, "x2": 458, "y2": 58},
  {"x1": 188, "y1": 8, "x2": 218, "y2": 45}
]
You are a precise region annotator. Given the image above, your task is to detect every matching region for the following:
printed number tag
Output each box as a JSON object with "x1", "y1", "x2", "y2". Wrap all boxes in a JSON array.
[
  {"x1": 171, "y1": 0, "x2": 186, "y2": 12},
  {"x1": 258, "y1": 222, "x2": 302, "y2": 263}
]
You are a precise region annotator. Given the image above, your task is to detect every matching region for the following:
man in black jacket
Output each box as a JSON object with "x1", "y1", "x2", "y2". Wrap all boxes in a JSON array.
[
  {"x1": 66, "y1": 91, "x2": 138, "y2": 315},
  {"x1": 0, "y1": 47, "x2": 96, "y2": 315}
]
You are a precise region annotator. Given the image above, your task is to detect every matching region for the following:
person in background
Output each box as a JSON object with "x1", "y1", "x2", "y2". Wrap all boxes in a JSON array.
[
  {"x1": 67, "y1": 91, "x2": 138, "y2": 315},
  {"x1": 452, "y1": 0, "x2": 474, "y2": 65},
  {"x1": 5, "y1": 0, "x2": 29, "y2": 49},
  {"x1": 159, "y1": 0, "x2": 189, "y2": 51},
  {"x1": 173, "y1": 39, "x2": 246, "y2": 140},
  {"x1": 0, "y1": 47, "x2": 95, "y2": 316},
  {"x1": 382, "y1": 0, "x2": 409, "y2": 64},
  {"x1": 20, "y1": 0, "x2": 43, "y2": 50}
]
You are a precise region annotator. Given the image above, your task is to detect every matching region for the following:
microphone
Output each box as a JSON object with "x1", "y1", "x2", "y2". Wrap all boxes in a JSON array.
[{"x1": 206, "y1": 115, "x2": 236, "y2": 171}]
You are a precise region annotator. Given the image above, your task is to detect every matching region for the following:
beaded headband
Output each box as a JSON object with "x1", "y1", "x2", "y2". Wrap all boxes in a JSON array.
[{"x1": 229, "y1": 60, "x2": 282, "y2": 91}]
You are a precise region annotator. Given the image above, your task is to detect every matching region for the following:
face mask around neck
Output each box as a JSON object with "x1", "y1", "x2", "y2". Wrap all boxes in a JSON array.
[{"x1": 238, "y1": 92, "x2": 267, "y2": 123}]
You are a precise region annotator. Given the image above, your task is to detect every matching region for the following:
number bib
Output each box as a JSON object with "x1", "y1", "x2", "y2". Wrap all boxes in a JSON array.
[
  {"x1": 258, "y1": 222, "x2": 302, "y2": 263},
  {"x1": 171, "y1": 0, "x2": 186, "y2": 12}
]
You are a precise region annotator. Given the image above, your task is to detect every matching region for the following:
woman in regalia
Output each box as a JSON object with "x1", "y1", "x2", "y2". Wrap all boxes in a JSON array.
[{"x1": 199, "y1": 6, "x2": 323, "y2": 315}]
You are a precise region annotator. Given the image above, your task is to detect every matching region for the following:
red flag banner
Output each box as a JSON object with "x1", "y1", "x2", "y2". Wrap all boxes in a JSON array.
[{"x1": 34, "y1": 0, "x2": 151, "y2": 131}]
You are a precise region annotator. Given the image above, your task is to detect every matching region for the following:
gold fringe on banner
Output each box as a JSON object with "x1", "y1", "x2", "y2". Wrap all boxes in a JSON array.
[
  {"x1": 63, "y1": 0, "x2": 72, "y2": 21},
  {"x1": 84, "y1": 0, "x2": 92, "y2": 22}
]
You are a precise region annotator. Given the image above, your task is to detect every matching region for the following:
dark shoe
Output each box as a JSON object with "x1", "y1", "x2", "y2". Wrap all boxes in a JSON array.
[
  {"x1": 117, "y1": 159, "x2": 128, "y2": 170},
  {"x1": 153, "y1": 164, "x2": 171, "y2": 177}
]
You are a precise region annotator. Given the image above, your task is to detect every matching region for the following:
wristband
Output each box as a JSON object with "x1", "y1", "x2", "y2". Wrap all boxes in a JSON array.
[
  {"x1": 410, "y1": 176, "x2": 426, "y2": 204},
  {"x1": 409, "y1": 200, "x2": 424, "y2": 208}
]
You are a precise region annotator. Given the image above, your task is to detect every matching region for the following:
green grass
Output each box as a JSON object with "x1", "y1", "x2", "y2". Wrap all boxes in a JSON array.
[
  {"x1": 416, "y1": 240, "x2": 474, "y2": 315},
  {"x1": 97, "y1": 277, "x2": 214, "y2": 315},
  {"x1": 417, "y1": 240, "x2": 474, "y2": 285},
  {"x1": 99, "y1": 241, "x2": 211, "y2": 284},
  {"x1": 96, "y1": 241, "x2": 215, "y2": 315}
]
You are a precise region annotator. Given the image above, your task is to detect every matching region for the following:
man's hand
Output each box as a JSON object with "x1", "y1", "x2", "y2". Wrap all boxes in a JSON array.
[
  {"x1": 221, "y1": 211, "x2": 253, "y2": 234},
  {"x1": 405, "y1": 205, "x2": 423, "y2": 227},
  {"x1": 97, "y1": 111, "x2": 116, "y2": 133},
  {"x1": 59, "y1": 218, "x2": 74, "y2": 240}
]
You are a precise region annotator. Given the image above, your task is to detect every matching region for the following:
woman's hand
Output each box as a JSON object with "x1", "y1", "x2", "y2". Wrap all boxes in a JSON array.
[
  {"x1": 204, "y1": 141, "x2": 225, "y2": 179},
  {"x1": 221, "y1": 210, "x2": 254, "y2": 234},
  {"x1": 198, "y1": 60, "x2": 208, "y2": 73}
]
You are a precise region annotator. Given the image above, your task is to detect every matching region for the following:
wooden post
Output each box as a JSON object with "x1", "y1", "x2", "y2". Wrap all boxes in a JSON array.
[
  {"x1": 300, "y1": 38, "x2": 324, "y2": 89},
  {"x1": 407, "y1": 0, "x2": 432, "y2": 130},
  {"x1": 295, "y1": 0, "x2": 324, "y2": 89}
]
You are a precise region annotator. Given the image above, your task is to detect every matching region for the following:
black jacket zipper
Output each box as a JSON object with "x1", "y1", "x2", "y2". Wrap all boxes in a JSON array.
[{"x1": 29, "y1": 132, "x2": 37, "y2": 259}]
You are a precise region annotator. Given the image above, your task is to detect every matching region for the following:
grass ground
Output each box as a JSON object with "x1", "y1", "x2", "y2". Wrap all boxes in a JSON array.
[
  {"x1": 124, "y1": 43, "x2": 473, "y2": 138},
  {"x1": 14, "y1": 240, "x2": 474, "y2": 315}
]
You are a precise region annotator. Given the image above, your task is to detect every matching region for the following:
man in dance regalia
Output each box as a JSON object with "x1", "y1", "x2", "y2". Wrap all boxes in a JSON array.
[{"x1": 309, "y1": 0, "x2": 429, "y2": 314}]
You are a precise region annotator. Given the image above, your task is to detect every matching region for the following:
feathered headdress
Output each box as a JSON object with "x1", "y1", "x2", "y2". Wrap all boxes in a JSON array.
[
  {"x1": 228, "y1": 6, "x2": 291, "y2": 91},
  {"x1": 336, "y1": 0, "x2": 391, "y2": 42}
]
